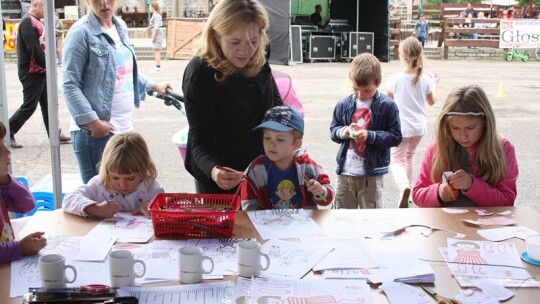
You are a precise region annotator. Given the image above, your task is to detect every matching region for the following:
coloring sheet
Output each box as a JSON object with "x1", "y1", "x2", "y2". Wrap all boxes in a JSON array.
[
  {"x1": 446, "y1": 238, "x2": 522, "y2": 267},
  {"x1": 117, "y1": 282, "x2": 233, "y2": 304},
  {"x1": 86, "y1": 212, "x2": 154, "y2": 243},
  {"x1": 439, "y1": 247, "x2": 531, "y2": 280},
  {"x1": 477, "y1": 225, "x2": 538, "y2": 242},
  {"x1": 233, "y1": 276, "x2": 373, "y2": 304},
  {"x1": 261, "y1": 239, "x2": 333, "y2": 278},
  {"x1": 188, "y1": 238, "x2": 252, "y2": 275},
  {"x1": 247, "y1": 209, "x2": 324, "y2": 240},
  {"x1": 463, "y1": 216, "x2": 517, "y2": 226}
]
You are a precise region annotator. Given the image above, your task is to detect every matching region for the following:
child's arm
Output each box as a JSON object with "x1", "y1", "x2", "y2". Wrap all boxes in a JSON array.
[
  {"x1": 413, "y1": 142, "x2": 445, "y2": 207},
  {"x1": 330, "y1": 98, "x2": 351, "y2": 144},
  {"x1": 367, "y1": 100, "x2": 402, "y2": 149},
  {"x1": 62, "y1": 176, "x2": 118, "y2": 218},
  {"x1": 131, "y1": 180, "x2": 165, "y2": 218},
  {"x1": 0, "y1": 174, "x2": 35, "y2": 214},
  {"x1": 0, "y1": 232, "x2": 47, "y2": 263},
  {"x1": 304, "y1": 174, "x2": 334, "y2": 207},
  {"x1": 458, "y1": 139, "x2": 518, "y2": 206}
]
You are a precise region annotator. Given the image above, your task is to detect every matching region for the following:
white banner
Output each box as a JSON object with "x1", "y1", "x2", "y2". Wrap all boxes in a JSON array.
[{"x1": 499, "y1": 19, "x2": 540, "y2": 48}]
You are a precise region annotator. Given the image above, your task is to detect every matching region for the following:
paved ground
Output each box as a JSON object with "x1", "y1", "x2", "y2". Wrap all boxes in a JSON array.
[{"x1": 3, "y1": 55, "x2": 540, "y2": 213}]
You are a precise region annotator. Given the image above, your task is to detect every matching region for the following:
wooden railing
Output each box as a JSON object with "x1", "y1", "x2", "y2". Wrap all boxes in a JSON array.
[{"x1": 442, "y1": 18, "x2": 500, "y2": 59}]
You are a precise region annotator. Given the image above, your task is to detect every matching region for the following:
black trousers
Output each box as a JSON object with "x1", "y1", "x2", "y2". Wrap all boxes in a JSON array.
[
  {"x1": 9, "y1": 74, "x2": 50, "y2": 137},
  {"x1": 195, "y1": 178, "x2": 238, "y2": 195}
]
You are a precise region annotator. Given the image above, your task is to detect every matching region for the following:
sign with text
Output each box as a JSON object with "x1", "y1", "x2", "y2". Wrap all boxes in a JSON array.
[{"x1": 500, "y1": 19, "x2": 540, "y2": 48}]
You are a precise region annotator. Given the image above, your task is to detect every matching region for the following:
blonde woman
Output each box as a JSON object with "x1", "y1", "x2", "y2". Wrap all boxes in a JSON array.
[
  {"x1": 182, "y1": 0, "x2": 283, "y2": 194},
  {"x1": 413, "y1": 85, "x2": 518, "y2": 207}
]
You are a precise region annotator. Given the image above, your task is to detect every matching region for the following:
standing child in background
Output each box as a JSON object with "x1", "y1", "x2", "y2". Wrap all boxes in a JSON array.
[
  {"x1": 385, "y1": 36, "x2": 439, "y2": 208},
  {"x1": 413, "y1": 85, "x2": 518, "y2": 207},
  {"x1": 54, "y1": 12, "x2": 64, "y2": 66},
  {"x1": 63, "y1": 132, "x2": 164, "y2": 218},
  {"x1": 0, "y1": 121, "x2": 47, "y2": 263},
  {"x1": 149, "y1": 1, "x2": 163, "y2": 73},
  {"x1": 330, "y1": 53, "x2": 402, "y2": 209},
  {"x1": 240, "y1": 106, "x2": 333, "y2": 210},
  {"x1": 413, "y1": 13, "x2": 430, "y2": 48}
]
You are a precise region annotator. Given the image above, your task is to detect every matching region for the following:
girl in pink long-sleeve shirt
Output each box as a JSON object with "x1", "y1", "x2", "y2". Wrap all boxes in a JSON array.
[
  {"x1": 0, "y1": 122, "x2": 47, "y2": 263},
  {"x1": 413, "y1": 85, "x2": 518, "y2": 207}
]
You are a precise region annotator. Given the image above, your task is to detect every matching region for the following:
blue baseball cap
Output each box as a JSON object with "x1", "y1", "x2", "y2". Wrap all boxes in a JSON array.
[{"x1": 254, "y1": 106, "x2": 304, "y2": 134}]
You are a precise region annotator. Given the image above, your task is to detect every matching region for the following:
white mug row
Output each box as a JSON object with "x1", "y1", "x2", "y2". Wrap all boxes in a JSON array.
[{"x1": 38, "y1": 240, "x2": 270, "y2": 288}]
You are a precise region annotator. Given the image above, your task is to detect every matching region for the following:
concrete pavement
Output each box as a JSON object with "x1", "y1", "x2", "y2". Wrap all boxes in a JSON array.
[{"x1": 4, "y1": 58, "x2": 540, "y2": 212}]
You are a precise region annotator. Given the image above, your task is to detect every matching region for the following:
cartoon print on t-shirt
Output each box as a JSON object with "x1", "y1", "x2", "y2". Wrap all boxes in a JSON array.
[
  {"x1": 349, "y1": 108, "x2": 371, "y2": 158},
  {"x1": 273, "y1": 180, "x2": 296, "y2": 209}
]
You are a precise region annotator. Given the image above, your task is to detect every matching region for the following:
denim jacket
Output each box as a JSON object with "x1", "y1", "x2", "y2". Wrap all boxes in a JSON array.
[{"x1": 62, "y1": 11, "x2": 154, "y2": 127}]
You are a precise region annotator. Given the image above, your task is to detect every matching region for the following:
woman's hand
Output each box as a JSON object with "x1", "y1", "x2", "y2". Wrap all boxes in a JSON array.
[
  {"x1": 20, "y1": 232, "x2": 47, "y2": 256},
  {"x1": 153, "y1": 82, "x2": 172, "y2": 94},
  {"x1": 87, "y1": 120, "x2": 115, "y2": 137},
  {"x1": 211, "y1": 166, "x2": 243, "y2": 191}
]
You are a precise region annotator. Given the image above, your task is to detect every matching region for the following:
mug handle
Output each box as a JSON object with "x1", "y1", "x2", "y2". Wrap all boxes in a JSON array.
[
  {"x1": 64, "y1": 264, "x2": 77, "y2": 284},
  {"x1": 260, "y1": 253, "x2": 270, "y2": 271},
  {"x1": 201, "y1": 256, "x2": 214, "y2": 274},
  {"x1": 133, "y1": 259, "x2": 146, "y2": 278}
]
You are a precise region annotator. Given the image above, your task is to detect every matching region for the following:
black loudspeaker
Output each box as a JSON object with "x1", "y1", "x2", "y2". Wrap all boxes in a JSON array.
[
  {"x1": 289, "y1": 25, "x2": 303, "y2": 64},
  {"x1": 340, "y1": 32, "x2": 374, "y2": 60},
  {"x1": 307, "y1": 35, "x2": 336, "y2": 61}
]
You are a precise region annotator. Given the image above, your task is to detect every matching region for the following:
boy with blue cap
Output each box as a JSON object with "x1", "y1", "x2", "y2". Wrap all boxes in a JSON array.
[{"x1": 240, "y1": 106, "x2": 334, "y2": 210}]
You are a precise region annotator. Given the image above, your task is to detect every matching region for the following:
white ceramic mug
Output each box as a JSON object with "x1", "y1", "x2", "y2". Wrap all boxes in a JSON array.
[
  {"x1": 526, "y1": 234, "x2": 540, "y2": 261},
  {"x1": 109, "y1": 250, "x2": 146, "y2": 288},
  {"x1": 39, "y1": 254, "x2": 77, "y2": 288},
  {"x1": 179, "y1": 246, "x2": 214, "y2": 284},
  {"x1": 237, "y1": 240, "x2": 270, "y2": 277}
]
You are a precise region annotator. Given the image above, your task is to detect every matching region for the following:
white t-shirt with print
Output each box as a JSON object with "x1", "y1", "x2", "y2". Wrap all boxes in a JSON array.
[{"x1": 342, "y1": 98, "x2": 372, "y2": 176}]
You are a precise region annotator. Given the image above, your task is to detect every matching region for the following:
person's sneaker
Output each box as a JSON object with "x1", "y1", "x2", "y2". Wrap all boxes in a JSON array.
[
  {"x1": 59, "y1": 133, "x2": 71, "y2": 144},
  {"x1": 398, "y1": 187, "x2": 411, "y2": 208},
  {"x1": 10, "y1": 135, "x2": 22, "y2": 149},
  {"x1": 150, "y1": 67, "x2": 161, "y2": 73}
]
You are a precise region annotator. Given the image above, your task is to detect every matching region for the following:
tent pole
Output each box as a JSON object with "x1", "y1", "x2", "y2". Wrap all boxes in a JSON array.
[
  {"x1": 0, "y1": 5, "x2": 12, "y2": 152},
  {"x1": 356, "y1": 0, "x2": 359, "y2": 32},
  {"x1": 44, "y1": 0, "x2": 63, "y2": 209}
]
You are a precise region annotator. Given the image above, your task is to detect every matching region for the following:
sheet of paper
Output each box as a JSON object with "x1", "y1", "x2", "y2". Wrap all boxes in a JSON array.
[
  {"x1": 233, "y1": 276, "x2": 373, "y2": 304},
  {"x1": 40, "y1": 236, "x2": 115, "y2": 261},
  {"x1": 117, "y1": 282, "x2": 233, "y2": 304},
  {"x1": 312, "y1": 237, "x2": 378, "y2": 271},
  {"x1": 474, "y1": 278, "x2": 514, "y2": 301},
  {"x1": 261, "y1": 239, "x2": 333, "y2": 279},
  {"x1": 325, "y1": 212, "x2": 403, "y2": 239},
  {"x1": 477, "y1": 225, "x2": 538, "y2": 242},
  {"x1": 455, "y1": 289, "x2": 499, "y2": 304},
  {"x1": 446, "y1": 238, "x2": 523, "y2": 268},
  {"x1": 86, "y1": 212, "x2": 154, "y2": 243},
  {"x1": 247, "y1": 209, "x2": 324, "y2": 240},
  {"x1": 379, "y1": 282, "x2": 429, "y2": 304},
  {"x1": 443, "y1": 207, "x2": 469, "y2": 214},
  {"x1": 188, "y1": 238, "x2": 252, "y2": 276}
]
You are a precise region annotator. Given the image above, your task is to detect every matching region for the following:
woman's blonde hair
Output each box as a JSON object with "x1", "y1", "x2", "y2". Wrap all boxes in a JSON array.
[
  {"x1": 200, "y1": 0, "x2": 269, "y2": 82},
  {"x1": 399, "y1": 36, "x2": 424, "y2": 85},
  {"x1": 431, "y1": 85, "x2": 506, "y2": 185},
  {"x1": 150, "y1": 1, "x2": 161, "y2": 14},
  {"x1": 98, "y1": 132, "x2": 158, "y2": 189}
]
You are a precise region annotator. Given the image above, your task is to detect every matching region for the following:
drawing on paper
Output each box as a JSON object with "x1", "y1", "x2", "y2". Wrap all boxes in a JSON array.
[
  {"x1": 251, "y1": 209, "x2": 310, "y2": 228},
  {"x1": 451, "y1": 241, "x2": 488, "y2": 265}
]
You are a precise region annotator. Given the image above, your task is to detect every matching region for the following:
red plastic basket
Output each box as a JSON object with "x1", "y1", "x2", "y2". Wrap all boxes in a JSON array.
[{"x1": 149, "y1": 193, "x2": 239, "y2": 239}]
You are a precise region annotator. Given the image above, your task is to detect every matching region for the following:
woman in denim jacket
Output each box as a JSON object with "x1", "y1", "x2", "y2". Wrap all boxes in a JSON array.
[{"x1": 62, "y1": 0, "x2": 170, "y2": 184}]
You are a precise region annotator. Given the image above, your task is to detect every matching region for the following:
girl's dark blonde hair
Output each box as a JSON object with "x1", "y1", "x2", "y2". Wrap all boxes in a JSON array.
[
  {"x1": 0, "y1": 121, "x2": 6, "y2": 139},
  {"x1": 431, "y1": 85, "x2": 506, "y2": 185},
  {"x1": 150, "y1": 1, "x2": 161, "y2": 14},
  {"x1": 200, "y1": 0, "x2": 269, "y2": 82},
  {"x1": 98, "y1": 132, "x2": 158, "y2": 189},
  {"x1": 349, "y1": 53, "x2": 381, "y2": 87},
  {"x1": 399, "y1": 36, "x2": 424, "y2": 85}
]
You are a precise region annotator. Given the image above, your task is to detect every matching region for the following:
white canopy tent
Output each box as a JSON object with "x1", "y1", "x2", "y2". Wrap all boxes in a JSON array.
[{"x1": 0, "y1": 1, "x2": 64, "y2": 209}]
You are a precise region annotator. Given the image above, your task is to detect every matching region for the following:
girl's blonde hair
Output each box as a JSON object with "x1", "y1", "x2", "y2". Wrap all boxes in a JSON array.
[
  {"x1": 199, "y1": 0, "x2": 269, "y2": 82},
  {"x1": 98, "y1": 132, "x2": 158, "y2": 189},
  {"x1": 431, "y1": 85, "x2": 506, "y2": 185},
  {"x1": 399, "y1": 36, "x2": 424, "y2": 85},
  {"x1": 150, "y1": 1, "x2": 161, "y2": 14}
]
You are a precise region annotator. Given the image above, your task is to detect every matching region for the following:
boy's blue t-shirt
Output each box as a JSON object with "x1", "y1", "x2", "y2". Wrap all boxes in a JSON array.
[{"x1": 266, "y1": 160, "x2": 302, "y2": 209}]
